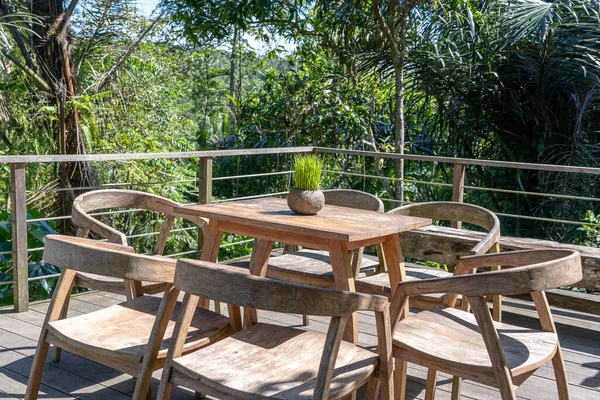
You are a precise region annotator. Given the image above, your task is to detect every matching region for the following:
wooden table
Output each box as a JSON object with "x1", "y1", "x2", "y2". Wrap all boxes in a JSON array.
[{"x1": 176, "y1": 197, "x2": 431, "y2": 343}]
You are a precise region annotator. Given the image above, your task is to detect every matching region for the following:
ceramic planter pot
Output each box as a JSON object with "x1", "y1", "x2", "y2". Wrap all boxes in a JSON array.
[{"x1": 287, "y1": 188, "x2": 325, "y2": 215}]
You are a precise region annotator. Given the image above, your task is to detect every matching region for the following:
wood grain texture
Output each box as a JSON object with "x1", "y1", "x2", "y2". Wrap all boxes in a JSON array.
[
  {"x1": 392, "y1": 306, "x2": 558, "y2": 386},
  {"x1": 394, "y1": 250, "x2": 582, "y2": 298},
  {"x1": 468, "y1": 296, "x2": 516, "y2": 399},
  {"x1": 183, "y1": 196, "x2": 422, "y2": 345},
  {"x1": 390, "y1": 201, "x2": 500, "y2": 256},
  {"x1": 46, "y1": 295, "x2": 231, "y2": 364},
  {"x1": 174, "y1": 259, "x2": 389, "y2": 316},
  {"x1": 4, "y1": 287, "x2": 600, "y2": 400},
  {"x1": 0, "y1": 146, "x2": 314, "y2": 163},
  {"x1": 266, "y1": 249, "x2": 380, "y2": 288},
  {"x1": 167, "y1": 323, "x2": 379, "y2": 399},
  {"x1": 328, "y1": 240, "x2": 358, "y2": 343},
  {"x1": 37, "y1": 231, "x2": 235, "y2": 400},
  {"x1": 398, "y1": 225, "x2": 600, "y2": 290},
  {"x1": 43, "y1": 235, "x2": 177, "y2": 283},
  {"x1": 245, "y1": 238, "x2": 275, "y2": 326},
  {"x1": 451, "y1": 164, "x2": 465, "y2": 229},
  {"x1": 10, "y1": 163, "x2": 28, "y2": 312},
  {"x1": 357, "y1": 201, "x2": 501, "y2": 321},
  {"x1": 176, "y1": 198, "x2": 430, "y2": 243},
  {"x1": 264, "y1": 189, "x2": 384, "y2": 292},
  {"x1": 390, "y1": 249, "x2": 583, "y2": 400},
  {"x1": 316, "y1": 147, "x2": 600, "y2": 176}
]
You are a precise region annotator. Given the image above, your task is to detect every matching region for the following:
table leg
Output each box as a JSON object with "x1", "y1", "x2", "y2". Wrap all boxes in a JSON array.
[
  {"x1": 329, "y1": 240, "x2": 358, "y2": 344},
  {"x1": 244, "y1": 238, "x2": 274, "y2": 327},
  {"x1": 199, "y1": 220, "x2": 223, "y2": 309},
  {"x1": 382, "y1": 234, "x2": 409, "y2": 320},
  {"x1": 200, "y1": 220, "x2": 223, "y2": 263}
]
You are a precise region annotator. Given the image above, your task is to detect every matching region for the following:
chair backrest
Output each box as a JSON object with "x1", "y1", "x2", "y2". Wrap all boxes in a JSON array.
[
  {"x1": 323, "y1": 189, "x2": 384, "y2": 212},
  {"x1": 452, "y1": 249, "x2": 582, "y2": 297},
  {"x1": 389, "y1": 201, "x2": 500, "y2": 261},
  {"x1": 392, "y1": 249, "x2": 581, "y2": 304},
  {"x1": 175, "y1": 258, "x2": 389, "y2": 316},
  {"x1": 43, "y1": 235, "x2": 177, "y2": 283},
  {"x1": 72, "y1": 189, "x2": 207, "y2": 254}
]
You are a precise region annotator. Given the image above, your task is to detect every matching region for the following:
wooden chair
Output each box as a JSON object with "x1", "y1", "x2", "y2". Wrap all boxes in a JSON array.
[
  {"x1": 70, "y1": 189, "x2": 208, "y2": 298},
  {"x1": 156, "y1": 258, "x2": 393, "y2": 400},
  {"x1": 389, "y1": 249, "x2": 582, "y2": 400},
  {"x1": 26, "y1": 235, "x2": 238, "y2": 400},
  {"x1": 53, "y1": 189, "x2": 209, "y2": 362},
  {"x1": 356, "y1": 201, "x2": 501, "y2": 318}
]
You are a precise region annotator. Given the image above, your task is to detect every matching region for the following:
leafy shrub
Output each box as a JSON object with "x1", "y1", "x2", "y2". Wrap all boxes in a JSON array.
[
  {"x1": 580, "y1": 211, "x2": 600, "y2": 248},
  {"x1": 0, "y1": 209, "x2": 60, "y2": 306}
]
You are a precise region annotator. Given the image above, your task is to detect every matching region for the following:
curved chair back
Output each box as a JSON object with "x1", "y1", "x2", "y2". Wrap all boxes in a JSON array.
[
  {"x1": 44, "y1": 235, "x2": 177, "y2": 283},
  {"x1": 392, "y1": 249, "x2": 581, "y2": 306},
  {"x1": 176, "y1": 259, "x2": 389, "y2": 316},
  {"x1": 324, "y1": 189, "x2": 384, "y2": 212},
  {"x1": 72, "y1": 189, "x2": 207, "y2": 255},
  {"x1": 389, "y1": 201, "x2": 500, "y2": 264}
]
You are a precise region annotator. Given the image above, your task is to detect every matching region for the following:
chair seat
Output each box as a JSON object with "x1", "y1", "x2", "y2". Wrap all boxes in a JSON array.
[
  {"x1": 393, "y1": 307, "x2": 558, "y2": 385},
  {"x1": 355, "y1": 264, "x2": 461, "y2": 308},
  {"x1": 266, "y1": 250, "x2": 380, "y2": 288},
  {"x1": 47, "y1": 295, "x2": 232, "y2": 364},
  {"x1": 170, "y1": 322, "x2": 379, "y2": 399}
]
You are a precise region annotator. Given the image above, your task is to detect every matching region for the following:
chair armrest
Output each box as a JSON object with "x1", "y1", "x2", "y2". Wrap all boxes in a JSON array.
[
  {"x1": 396, "y1": 249, "x2": 581, "y2": 299},
  {"x1": 469, "y1": 229, "x2": 500, "y2": 255},
  {"x1": 456, "y1": 249, "x2": 558, "y2": 272}
]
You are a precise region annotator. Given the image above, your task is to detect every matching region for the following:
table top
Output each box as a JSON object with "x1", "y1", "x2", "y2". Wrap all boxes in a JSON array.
[{"x1": 177, "y1": 197, "x2": 431, "y2": 242}]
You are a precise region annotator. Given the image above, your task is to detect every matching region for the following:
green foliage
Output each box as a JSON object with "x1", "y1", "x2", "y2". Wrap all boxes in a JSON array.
[
  {"x1": 0, "y1": 209, "x2": 60, "y2": 306},
  {"x1": 580, "y1": 211, "x2": 600, "y2": 248},
  {"x1": 237, "y1": 47, "x2": 389, "y2": 149},
  {"x1": 293, "y1": 155, "x2": 323, "y2": 191}
]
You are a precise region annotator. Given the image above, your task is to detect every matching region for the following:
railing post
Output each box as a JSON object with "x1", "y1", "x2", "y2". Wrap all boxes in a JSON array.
[
  {"x1": 10, "y1": 163, "x2": 28, "y2": 312},
  {"x1": 451, "y1": 162, "x2": 465, "y2": 229},
  {"x1": 197, "y1": 157, "x2": 213, "y2": 258}
]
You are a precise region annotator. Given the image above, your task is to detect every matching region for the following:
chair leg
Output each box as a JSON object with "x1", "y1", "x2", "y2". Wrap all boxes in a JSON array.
[
  {"x1": 25, "y1": 332, "x2": 51, "y2": 400},
  {"x1": 302, "y1": 314, "x2": 310, "y2": 326},
  {"x1": 194, "y1": 391, "x2": 206, "y2": 399},
  {"x1": 451, "y1": 376, "x2": 462, "y2": 400},
  {"x1": 551, "y1": 346, "x2": 571, "y2": 400},
  {"x1": 52, "y1": 294, "x2": 71, "y2": 362},
  {"x1": 496, "y1": 372, "x2": 517, "y2": 400},
  {"x1": 394, "y1": 359, "x2": 408, "y2": 400},
  {"x1": 365, "y1": 377, "x2": 381, "y2": 400},
  {"x1": 156, "y1": 371, "x2": 174, "y2": 400},
  {"x1": 425, "y1": 369, "x2": 437, "y2": 400}
]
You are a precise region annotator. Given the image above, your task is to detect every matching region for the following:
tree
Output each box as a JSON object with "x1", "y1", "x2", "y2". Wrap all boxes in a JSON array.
[{"x1": 0, "y1": 0, "x2": 164, "y2": 226}]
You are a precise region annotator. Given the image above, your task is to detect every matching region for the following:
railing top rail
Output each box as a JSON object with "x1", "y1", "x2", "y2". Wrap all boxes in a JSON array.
[
  {"x1": 0, "y1": 146, "x2": 598, "y2": 176},
  {"x1": 315, "y1": 147, "x2": 600, "y2": 176},
  {"x1": 0, "y1": 147, "x2": 315, "y2": 164}
]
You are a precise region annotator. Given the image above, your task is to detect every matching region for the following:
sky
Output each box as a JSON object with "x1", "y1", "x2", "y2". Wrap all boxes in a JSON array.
[{"x1": 137, "y1": 0, "x2": 159, "y2": 16}]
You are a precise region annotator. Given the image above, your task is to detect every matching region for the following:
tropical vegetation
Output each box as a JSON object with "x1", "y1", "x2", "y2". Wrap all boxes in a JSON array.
[{"x1": 0, "y1": 0, "x2": 598, "y2": 304}]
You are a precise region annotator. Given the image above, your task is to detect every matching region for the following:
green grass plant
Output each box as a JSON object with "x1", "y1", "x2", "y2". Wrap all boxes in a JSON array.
[{"x1": 293, "y1": 155, "x2": 323, "y2": 191}]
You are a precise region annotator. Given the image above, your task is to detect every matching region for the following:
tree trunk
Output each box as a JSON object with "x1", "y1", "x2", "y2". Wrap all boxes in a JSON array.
[
  {"x1": 30, "y1": 0, "x2": 95, "y2": 231},
  {"x1": 372, "y1": 0, "x2": 406, "y2": 202},
  {"x1": 228, "y1": 27, "x2": 238, "y2": 135},
  {"x1": 393, "y1": 60, "x2": 405, "y2": 202}
]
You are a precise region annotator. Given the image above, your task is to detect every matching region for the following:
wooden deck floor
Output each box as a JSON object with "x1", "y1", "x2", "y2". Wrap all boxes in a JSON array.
[{"x1": 0, "y1": 291, "x2": 598, "y2": 400}]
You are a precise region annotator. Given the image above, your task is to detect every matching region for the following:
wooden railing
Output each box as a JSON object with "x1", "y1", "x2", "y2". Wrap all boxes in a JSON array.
[{"x1": 2, "y1": 146, "x2": 599, "y2": 312}]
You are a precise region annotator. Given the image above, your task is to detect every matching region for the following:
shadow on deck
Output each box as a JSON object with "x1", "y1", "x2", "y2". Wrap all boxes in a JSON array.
[{"x1": 0, "y1": 290, "x2": 598, "y2": 400}]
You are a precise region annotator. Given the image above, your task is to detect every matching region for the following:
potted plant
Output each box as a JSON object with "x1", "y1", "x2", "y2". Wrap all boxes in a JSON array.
[{"x1": 287, "y1": 155, "x2": 324, "y2": 215}]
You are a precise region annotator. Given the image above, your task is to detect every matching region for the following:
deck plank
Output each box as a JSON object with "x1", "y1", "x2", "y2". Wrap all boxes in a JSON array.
[{"x1": 1, "y1": 290, "x2": 598, "y2": 400}]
